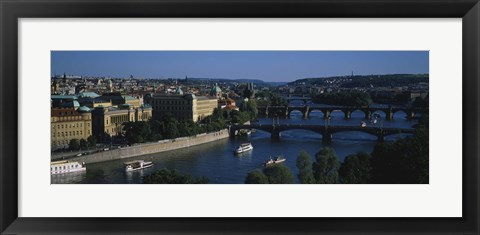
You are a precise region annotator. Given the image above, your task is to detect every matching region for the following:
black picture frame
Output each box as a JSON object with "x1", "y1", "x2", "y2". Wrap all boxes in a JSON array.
[{"x1": 1, "y1": 0, "x2": 479, "y2": 234}]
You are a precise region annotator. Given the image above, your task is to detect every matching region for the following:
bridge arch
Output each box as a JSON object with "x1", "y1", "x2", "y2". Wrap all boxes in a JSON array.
[
  {"x1": 393, "y1": 110, "x2": 408, "y2": 119},
  {"x1": 370, "y1": 110, "x2": 387, "y2": 118},
  {"x1": 308, "y1": 109, "x2": 324, "y2": 119},
  {"x1": 277, "y1": 128, "x2": 324, "y2": 140},
  {"x1": 328, "y1": 109, "x2": 347, "y2": 119},
  {"x1": 288, "y1": 109, "x2": 304, "y2": 119},
  {"x1": 350, "y1": 109, "x2": 366, "y2": 119}
]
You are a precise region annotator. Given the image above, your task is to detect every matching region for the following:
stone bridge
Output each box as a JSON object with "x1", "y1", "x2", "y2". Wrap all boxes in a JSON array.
[
  {"x1": 229, "y1": 124, "x2": 415, "y2": 143},
  {"x1": 257, "y1": 105, "x2": 428, "y2": 120}
]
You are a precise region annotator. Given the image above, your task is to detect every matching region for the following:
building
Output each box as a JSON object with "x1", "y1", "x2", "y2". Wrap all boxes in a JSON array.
[
  {"x1": 91, "y1": 105, "x2": 153, "y2": 140},
  {"x1": 97, "y1": 93, "x2": 142, "y2": 108},
  {"x1": 144, "y1": 93, "x2": 218, "y2": 122},
  {"x1": 210, "y1": 83, "x2": 222, "y2": 98},
  {"x1": 51, "y1": 107, "x2": 92, "y2": 150}
]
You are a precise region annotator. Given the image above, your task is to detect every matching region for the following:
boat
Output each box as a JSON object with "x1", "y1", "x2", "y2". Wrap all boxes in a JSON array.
[
  {"x1": 50, "y1": 160, "x2": 86, "y2": 175},
  {"x1": 234, "y1": 143, "x2": 253, "y2": 154},
  {"x1": 124, "y1": 160, "x2": 154, "y2": 172},
  {"x1": 360, "y1": 121, "x2": 367, "y2": 127},
  {"x1": 264, "y1": 156, "x2": 286, "y2": 167}
]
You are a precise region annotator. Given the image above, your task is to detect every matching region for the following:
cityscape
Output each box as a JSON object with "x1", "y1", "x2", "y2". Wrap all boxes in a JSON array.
[{"x1": 50, "y1": 51, "x2": 429, "y2": 184}]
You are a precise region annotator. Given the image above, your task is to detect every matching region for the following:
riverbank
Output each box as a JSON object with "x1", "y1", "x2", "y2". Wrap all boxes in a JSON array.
[{"x1": 61, "y1": 129, "x2": 229, "y2": 164}]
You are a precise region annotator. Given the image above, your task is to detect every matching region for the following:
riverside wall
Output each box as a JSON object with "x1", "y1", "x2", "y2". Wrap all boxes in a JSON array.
[{"x1": 68, "y1": 129, "x2": 229, "y2": 164}]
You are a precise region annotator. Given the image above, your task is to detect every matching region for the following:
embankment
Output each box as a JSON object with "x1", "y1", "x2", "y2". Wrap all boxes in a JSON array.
[{"x1": 68, "y1": 129, "x2": 229, "y2": 164}]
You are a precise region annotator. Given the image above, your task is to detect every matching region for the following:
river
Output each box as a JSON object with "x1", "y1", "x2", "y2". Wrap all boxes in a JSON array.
[{"x1": 51, "y1": 109, "x2": 418, "y2": 184}]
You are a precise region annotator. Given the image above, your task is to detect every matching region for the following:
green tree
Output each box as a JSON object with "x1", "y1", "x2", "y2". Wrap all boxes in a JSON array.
[
  {"x1": 79, "y1": 138, "x2": 88, "y2": 149},
  {"x1": 230, "y1": 110, "x2": 250, "y2": 124},
  {"x1": 263, "y1": 164, "x2": 295, "y2": 184},
  {"x1": 369, "y1": 126, "x2": 429, "y2": 184},
  {"x1": 87, "y1": 135, "x2": 96, "y2": 148},
  {"x1": 245, "y1": 170, "x2": 269, "y2": 184},
  {"x1": 339, "y1": 152, "x2": 371, "y2": 184},
  {"x1": 123, "y1": 122, "x2": 152, "y2": 143},
  {"x1": 296, "y1": 151, "x2": 316, "y2": 184},
  {"x1": 165, "y1": 122, "x2": 179, "y2": 139},
  {"x1": 143, "y1": 169, "x2": 209, "y2": 184},
  {"x1": 312, "y1": 147, "x2": 340, "y2": 184},
  {"x1": 68, "y1": 139, "x2": 80, "y2": 151},
  {"x1": 240, "y1": 99, "x2": 258, "y2": 119}
]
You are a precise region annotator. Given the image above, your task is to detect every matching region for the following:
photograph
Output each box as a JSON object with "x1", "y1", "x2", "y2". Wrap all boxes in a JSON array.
[{"x1": 50, "y1": 51, "x2": 429, "y2": 184}]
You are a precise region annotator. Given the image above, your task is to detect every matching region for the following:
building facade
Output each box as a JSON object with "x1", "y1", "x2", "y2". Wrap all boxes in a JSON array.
[
  {"x1": 51, "y1": 107, "x2": 92, "y2": 150},
  {"x1": 145, "y1": 93, "x2": 218, "y2": 122},
  {"x1": 91, "y1": 106, "x2": 153, "y2": 140}
]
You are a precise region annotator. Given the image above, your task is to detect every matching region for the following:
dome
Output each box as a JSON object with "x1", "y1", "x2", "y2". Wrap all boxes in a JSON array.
[
  {"x1": 77, "y1": 106, "x2": 91, "y2": 113},
  {"x1": 211, "y1": 83, "x2": 222, "y2": 93},
  {"x1": 176, "y1": 87, "x2": 184, "y2": 95}
]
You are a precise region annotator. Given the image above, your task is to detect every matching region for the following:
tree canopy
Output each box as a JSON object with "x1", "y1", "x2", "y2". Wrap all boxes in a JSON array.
[
  {"x1": 296, "y1": 151, "x2": 316, "y2": 184},
  {"x1": 338, "y1": 152, "x2": 371, "y2": 184},
  {"x1": 143, "y1": 169, "x2": 209, "y2": 184},
  {"x1": 313, "y1": 147, "x2": 340, "y2": 184}
]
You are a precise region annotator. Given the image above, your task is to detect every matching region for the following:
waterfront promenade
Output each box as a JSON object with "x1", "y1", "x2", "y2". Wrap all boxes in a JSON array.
[{"x1": 60, "y1": 129, "x2": 229, "y2": 164}]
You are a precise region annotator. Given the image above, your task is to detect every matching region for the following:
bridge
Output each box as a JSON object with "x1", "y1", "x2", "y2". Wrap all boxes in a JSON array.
[
  {"x1": 284, "y1": 96, "x2": 312, "y2": 105},
  {"x1": 229, "y1": 124, "x2": 415, "y2": 143},
  {"x1": 257, "y1": 105, "x2": 428, "y2": 120}
]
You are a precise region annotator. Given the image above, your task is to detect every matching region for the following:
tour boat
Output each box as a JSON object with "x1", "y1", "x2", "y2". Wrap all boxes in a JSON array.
[
  {"x1": 51, "y1": 160, "x2": 86, "y2": 175},
  {"x1": 234, "y1": 143, "x2": 253, "y2": 154},
  {"x1": 264, "y1": 156, "x2": 286, "y2": 167},
  {"x1": 124, "y1": 160, "x2": 154, "y2": 172}
]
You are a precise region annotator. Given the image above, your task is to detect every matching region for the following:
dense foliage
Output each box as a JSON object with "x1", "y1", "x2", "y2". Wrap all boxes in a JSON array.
[
  {"x1": 312, "y1": 147, "x2": 340, "y2": 184},
  {"x1": 256, "y1": 91, "x2": 288, "y2": 106},
  {"x1": 143, "y1": 169, "x2": 209, "y2": 184},
  {"x1": 245, "y1": 164, "x2": 295, "y2": 184},
  {"x1": 68, "y1": 136, "x2": 97, "y2": 150},
  {"x1": 296, "y1": 151, "x2": 316, "y2": 184},
  {"x1": 369, "y1": 126, "x2": 429, "y2": 183},
  {"x1": 338, "y1": 152, "x2": 371, "y2": 184},
  {"x1": 311, "y1": 91, "x2": 372, "y2": 107},
  {"x1": 123, "y1": 109, "x2": 227, "y2": 144}
]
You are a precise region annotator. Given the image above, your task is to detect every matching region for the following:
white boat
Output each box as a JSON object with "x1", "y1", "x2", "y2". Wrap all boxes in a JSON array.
[
  {"x1": 264, "y1": 156, "x2": 286, "y2": 167},
  {"x1": 234, "y1": 143, "x2": 253, "y2": 154},
  {"x1": 51, "y1": 160, "x2": 86, "y2": 175},
  {"x1": 124, "y1": 160, "x2": 153, "y2": 172}
]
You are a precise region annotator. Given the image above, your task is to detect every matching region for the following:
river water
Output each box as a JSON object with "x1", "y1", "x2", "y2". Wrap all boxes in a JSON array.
[{"x1": 51, "y1": 109, "x2": 418, "y2": 184}]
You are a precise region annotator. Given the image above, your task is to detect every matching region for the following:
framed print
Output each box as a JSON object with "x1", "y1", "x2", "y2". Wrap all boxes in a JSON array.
[{"x1": 1, "y1": 0, "x2": 479, "y2": 234}]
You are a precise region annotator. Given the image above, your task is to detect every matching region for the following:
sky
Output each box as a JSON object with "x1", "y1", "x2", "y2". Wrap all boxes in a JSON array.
[{"x1": 51, "y1": 51, "x2": 429, "y2": 82}]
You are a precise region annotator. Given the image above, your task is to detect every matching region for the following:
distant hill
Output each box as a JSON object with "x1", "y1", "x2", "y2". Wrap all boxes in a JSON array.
[
  {"x1": 186, "y1": 77, "x2": 279, "y2": 86},
  {"x1": 289, "y1": 74, "x2": 429, "y2": 87}
]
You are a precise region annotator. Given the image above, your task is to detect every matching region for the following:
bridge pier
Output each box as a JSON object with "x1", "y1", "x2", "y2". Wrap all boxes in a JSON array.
[
  {"x1": 303, "y1": 106, "x2": 309, "y2": 119},
  {"x1": 386, "y1": 111, "x2": 393, "y2": 121},
  {"x1": 322, "y1": 132, "x2": 332, "y2": 144},
  {"x1": 228, "y1": 127, "x2": 236, "y2": 137},
  {"x1": 407, "y1": 111, "x2": 415, "y2": 120},
  {"x1": 344, "y1": 110, "x2": 351, "y2": 119},
  {"x1": 271, "y1": 130, "x2": 280, "y2": 141},
  {"x1": 323, "y1": 110, "x2": 331, "y2": 120},
  {"x1": 377, "y1": 133, "x2": 385, "y2": 142},
  {"x1": 364, "y1": 110, "x2": 372, "y2": 119}
]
